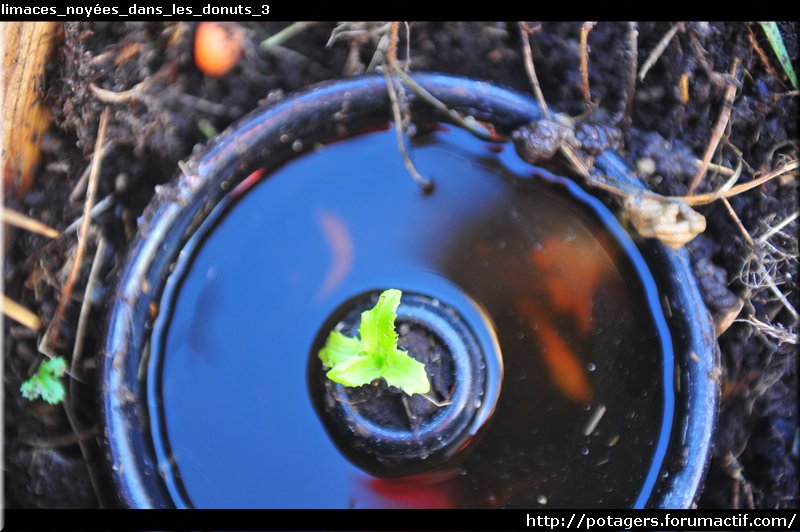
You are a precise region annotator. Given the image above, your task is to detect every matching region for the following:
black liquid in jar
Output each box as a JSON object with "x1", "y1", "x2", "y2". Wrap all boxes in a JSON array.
[{"x1": 148, "y1": 125, "x2": 674, "y2": 508}]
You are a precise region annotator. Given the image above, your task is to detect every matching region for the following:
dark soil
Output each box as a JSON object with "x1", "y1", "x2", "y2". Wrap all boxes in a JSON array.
[{"x1": 3, "y1": 21, "x2": 798, "y2": 509}]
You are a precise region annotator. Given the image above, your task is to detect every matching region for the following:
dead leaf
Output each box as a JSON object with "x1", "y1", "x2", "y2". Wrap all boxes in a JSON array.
[{"x1": 624, "y1": 195, "x2": 706, "y2": 250}]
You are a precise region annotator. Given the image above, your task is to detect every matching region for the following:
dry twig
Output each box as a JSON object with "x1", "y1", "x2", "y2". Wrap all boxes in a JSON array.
[
  {"x1": 621, "y1": 22, "x2": 639, "y2": 131},
  {"x1": 579, "y1": 22, "x2": 597, "y2": 107},
  {"x1": 688, "y1": 57, "x2": 741, "y2": 194},
  {"x1": 638, "y1": 23, "x2": 683, "y2": 81},
  {"x1": 70, "y1": 237, "x2": 107, "y2": 380},
  {"x1": 68, "y1": 141, "x2": 114, "y2": 203},
  {"x1": 681, "y1": 159, "x2": 797, "y2": 206},
  {"x1": 2, "y1": 208, "x2": 60, "y2": 239},
  {"x1": 747, "y1": 26, "x2": 781, "y2": 82},
  {"x1": 721, "y1": 196, "x2": 756, "y2": 248},
  {"x1": 42, "y1": 107, "x2": 110, "y2": 352},
  {"x1": 2, "y1": 295, "x2": 41, "y2": 331}
]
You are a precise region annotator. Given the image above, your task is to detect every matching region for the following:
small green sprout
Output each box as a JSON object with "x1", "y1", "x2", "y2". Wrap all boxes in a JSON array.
[
  {"x1": 319, "y1": 289, "x2": 430, "y2": 396},
  {"x1": 20, "y1": 356, "x2": 67, "y2": 405},
  {"x1": 758, "y1": 22, "x2": 799, "y2": 90}
]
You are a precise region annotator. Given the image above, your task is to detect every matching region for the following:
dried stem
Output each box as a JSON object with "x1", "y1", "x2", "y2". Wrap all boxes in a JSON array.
[
  {"x1": 688, "y1": 57, "x2": 741, "y2": 194},
  {"x1": 260, "y1": 21, "x2": 316, "y2": 49},
  {"x1": 621, "y1": 22, "x2": 639, "y2": 131},
  {"x1": 44, "y1": 107, "x2": 110, "y2": 351},
  {"x1": 2, "y1": 296, "x2": 41, "y2": 331},
  {"x1": 681, "y1": 159, "x2": 797, "y2": 206},
  {"x1": 2, "y1": 208, "x2": 59, "y2": 239},
  {"x1": 747, "y1": 25, "x2": 781, "y2": 81},
  {"x1": 70, "y1": 237, "x2": 107, "y2": 380},
  {"x1": 638, "y1": 23, "x2": 682, "y2": 81},
  {"x1": 384, "y1": 70, "x2": 432, "y2": 192},
  {"x1": 721, "y1": 196, "x2": 755, "y2": 247},
  {"x1": 391, "y1": 67, "x2": 497, "y2": 142},
  {"x1": 580, "y1": 22, "x2": 597, "y2": 107}
]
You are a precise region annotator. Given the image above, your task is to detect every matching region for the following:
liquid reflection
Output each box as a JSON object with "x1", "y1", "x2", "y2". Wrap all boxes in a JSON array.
[{"x1": 150, "y1": 125, "x2": 671, "y2": 508}]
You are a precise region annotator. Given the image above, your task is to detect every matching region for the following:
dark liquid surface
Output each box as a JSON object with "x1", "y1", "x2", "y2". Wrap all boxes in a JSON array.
[{"x1": 149, "y1": 125, "x2": 673, "y2": 508}]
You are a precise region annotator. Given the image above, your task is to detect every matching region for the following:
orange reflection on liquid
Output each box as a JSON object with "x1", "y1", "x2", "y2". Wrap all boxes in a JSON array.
[
  {"x1": 528, "y1": 236, "x2": 613, "y2": 334},
  {"x1": 515, "y1": 298, "x2": 593, "y2": 404},
  {"x1": 315, "y1": 211, "x2": 354, "y2": 301}
]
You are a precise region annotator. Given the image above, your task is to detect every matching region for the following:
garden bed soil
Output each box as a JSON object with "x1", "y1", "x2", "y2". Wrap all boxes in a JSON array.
[{"x1": 3, "y1": 21, "x2": 798, "y2": 508}]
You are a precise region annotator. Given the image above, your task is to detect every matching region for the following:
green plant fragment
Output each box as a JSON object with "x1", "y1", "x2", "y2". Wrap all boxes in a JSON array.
[
  {"x1": 758, "y1": 22, "x2": 799, "y2": 90},
  {"x1": 318, "y1": 288, "x2": 431, "y2": 396},
  {"x1": 326, "y1": 354, "x2": 384, "y2": 387},
  {"x1": 381, "y1": 348, "x2": 430, "y2": 395},
  {"x1": 319, "y1": 331, "x2": 361, "y2": 368},
  {"x1": 357, "y1": 288, "x2": 402, "y2": 356},
  {"x1": 20, "y1": 356, "x2": 67, "y2": 405}
]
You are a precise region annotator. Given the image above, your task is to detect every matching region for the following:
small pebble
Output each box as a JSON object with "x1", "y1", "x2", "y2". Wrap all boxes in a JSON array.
[{"x1": 636, "y1": 157, "x2": 657, "y2": 176}]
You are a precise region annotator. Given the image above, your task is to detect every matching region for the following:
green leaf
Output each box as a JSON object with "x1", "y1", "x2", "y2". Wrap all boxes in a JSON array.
[
  {"x1": 383, "y1": 349, "x2": 430, "y2": 395},
  {"x1": 20, "y1": 356, "x2": 67, "y2": 405},
  {"x1": 357, "y1": 288, "x2": 401, "y2": 358},
  {"x1": 317, "y1": 289, "x2": 431, "y2": 396},
  {"x1": 759, "y1": 22, "x2": 799, "y2": 90},
  {"x1": 319, "y1": 331, "x2": 361, "y2": 368},
  {"x1": 41, "y1": 356, "x2": 67, "y2": 377},
  {"x1": 326, "y1": 354, "x2": 384, "y2": 387}
]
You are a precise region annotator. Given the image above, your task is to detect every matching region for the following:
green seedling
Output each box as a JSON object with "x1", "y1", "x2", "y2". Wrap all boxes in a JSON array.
[
  {"x1": 758, "y1": 22, "x2": 799, "y2": 90},
  {"x1": 319, "y1": 289, "x2": 430, "y2": 396},
  {"x1": 20, "y1": 356, "x2": 67, "y2": 405}
]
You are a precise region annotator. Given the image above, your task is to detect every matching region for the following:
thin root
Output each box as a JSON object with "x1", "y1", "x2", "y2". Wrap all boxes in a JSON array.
[
  {"x1": 384, "y1": 70, "x2": 433, "y2": 193},
  {"x1": 518, "y1": 22, "x2": 550, "y2": 119},
  {"x1": 420, "y1": 393, "x2": 452, "y2": 408},
  {"x1": 390, "y1": 67, "x2": 497, "y2": 142}
]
